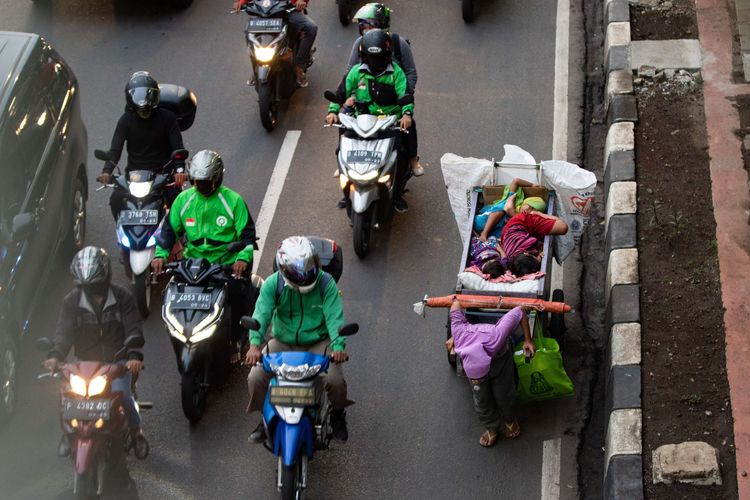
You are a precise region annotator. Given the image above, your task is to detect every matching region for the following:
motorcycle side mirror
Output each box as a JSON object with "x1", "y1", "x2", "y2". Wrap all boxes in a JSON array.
[
  {"x1": 94, "y1": 149, "x2": 111, "y2": 162},
  {"x1": 323, "y1": 90, "x2": 344, "y2": 105},
  {"x1": 398, "y1": 95, "x2": 414, "y2": 106},
  {"x1": 123, "y1": 335, "x2": 145, "y2": 350},
  {"x1": 338, "y1": 323, "x2": 359, "y2": 337},
  {"x1": 227, "y1": 242, "x2": 246, "y2": 253},
  {"x1": 11, "y1": 213, "x2": 35, "y2": 242},
  {"x1": 35, "y1": 337, "x2": 54, "y2": 352},
  {"x1": 240, "y1": 316, "x2": 261, "y2": 331},
  {"x1": 171, "y1": 149, "x2": 189, "y2": 162}
]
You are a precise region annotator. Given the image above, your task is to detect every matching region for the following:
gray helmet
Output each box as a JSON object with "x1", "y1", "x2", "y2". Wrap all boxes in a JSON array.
[
  {"x1": 188, "y1": 150, "x2": 224, "y2": 182},
  {"x1": 276, "y1": 236, "x2": 319, "y2": 294},
  {"x1": 70, "y1": 246, "x2": 111, "y2": 286}
]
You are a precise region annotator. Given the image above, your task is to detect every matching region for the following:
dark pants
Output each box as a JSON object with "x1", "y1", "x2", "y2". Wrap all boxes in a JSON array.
[
  {"x1": 395, "y1": 130, "x2": 411, "y2": 200},
  {"x1": 403, "y1": 118, "x2": 418, "y2": 159},
  {"x1": 469, "y1": 346, "x2": 518, "y2": 432},
  {"x1": 227, "y1": 268, "x2": 254, "y2": 345},
  {"x1": 287, "y1": 10, "x2": 317, "y2": 68},
  {"x1": 109, "y1": 184, "x2": 181, "y2": 221}
]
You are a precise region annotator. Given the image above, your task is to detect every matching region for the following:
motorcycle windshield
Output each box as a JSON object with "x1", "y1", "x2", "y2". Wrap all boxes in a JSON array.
[{"x1": 263, "y1": 351, "x2": 330, "y2": 373}]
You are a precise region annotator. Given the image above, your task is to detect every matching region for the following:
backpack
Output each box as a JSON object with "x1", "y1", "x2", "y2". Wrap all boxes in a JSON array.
[
  {"x1": 275, "y1": 271, "x2": 333, "y2": 305},
  {"x1": 391, "y1": 33, "x2": 410, "y2": 68}
]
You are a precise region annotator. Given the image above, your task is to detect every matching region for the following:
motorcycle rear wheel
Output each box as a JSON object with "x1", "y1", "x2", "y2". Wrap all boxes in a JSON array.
[
  {"x1": 133, "y1": 271, "x2": 151, "y2": 318},
  {"x1": 337, "y1": 0, "x2": 351, "y2": 25},
  {"x1": 280, "y1": 462, "x2": 301, "y2": 500},
  {"x1": 462, "y1": 0, "x2": 479, "y2": 22},
  {"x1": 181, "y1": 369, "x2": 207, "y2": 423},
  {"x1": 258, "y1": 82, "x2": 278, "y2": 131},
  {"x1": 352, "y1": 207, "x2": 372, "y2": 259}
]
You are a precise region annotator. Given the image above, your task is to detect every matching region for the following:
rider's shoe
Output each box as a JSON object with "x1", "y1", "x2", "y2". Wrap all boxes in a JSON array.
[
  {"x1": 330, "y1": 409, "x2": 349, "y2": 442},
  {"x1": 249, "y1": 422, "x2": 267, "y2": 443},
  {"x1": 411, "y1": 156, "x2": 424, "y2": 177},
  {"x1": 57, "y1": 434, "x2": 70, "y2": 457},
  {"x1": 295, "y1": 66, "x2": 309, "y2": 88},
  {"x1": 393, "y1": 197, "x2": 409, "y2": 213},
  {"x1": 336, "y1": 198, "x2": 347, "y2": 209},
  {"x1": 131, "y1": 429, "x2": 149, "y2": 460}
]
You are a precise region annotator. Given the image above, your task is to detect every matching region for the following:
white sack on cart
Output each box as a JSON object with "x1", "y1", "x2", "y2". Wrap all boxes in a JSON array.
[
  {"x1": 494, "y1": 145, "x2": 538, "y2": 185},
  {"x1": 540, "y1": 160, "x2": 596, "y2": 262},
  {"x1": 440, "y1": 153, "x2": 494, "y2": 245}
]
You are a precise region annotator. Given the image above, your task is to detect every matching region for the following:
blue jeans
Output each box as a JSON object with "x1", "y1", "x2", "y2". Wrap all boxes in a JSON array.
[{"x1": 110, "y1": 370, "x2": 141, "y2": 429}]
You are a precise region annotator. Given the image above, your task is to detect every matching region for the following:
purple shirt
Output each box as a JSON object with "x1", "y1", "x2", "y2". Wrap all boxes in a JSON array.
[{"x1": 449, "y1": 307, "x2": 524, "y2": 379}]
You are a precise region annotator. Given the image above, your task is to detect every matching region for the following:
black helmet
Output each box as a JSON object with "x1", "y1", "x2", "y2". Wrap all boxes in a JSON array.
[
  {"x1": 275, "y1": 236, "x2": 319, "y2": 294},
  {"x1": 353, "y1": 3, "x2": 392, "y2": 35},
  {"x1": 125, "y1": 71, "x2": 160, "y2": 113},
  {"x1": 359, "y1": 29, "x2": 392, "y2": 75},
  {"x1": 70, "y1": 246, "x2": 111, "y2": 287}
]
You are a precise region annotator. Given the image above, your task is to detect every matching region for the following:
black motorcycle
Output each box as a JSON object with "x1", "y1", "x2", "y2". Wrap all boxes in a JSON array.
[{"x1": 239, "y1": 0, "x2": 314, "y2": 131}]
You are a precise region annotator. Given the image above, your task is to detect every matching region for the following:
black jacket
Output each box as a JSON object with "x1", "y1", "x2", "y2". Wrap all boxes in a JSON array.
[
  {"x1": 104, "y1": 108, "x2": 185, "y2": 174},
  {"x1": 50, "y1": 284, "x2": 144, "y2": 362}
]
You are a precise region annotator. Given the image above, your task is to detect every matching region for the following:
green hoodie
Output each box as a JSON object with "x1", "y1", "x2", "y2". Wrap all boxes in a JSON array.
[
  {"x1": 328, "y1": 62, "x2": 415, "y2": 117},
  {"x1": 250, "y1": 272, "x2": 346, "y2": 352},
  {"x1": 155, "y1": 185, "x2": 255, "y2": 264}
]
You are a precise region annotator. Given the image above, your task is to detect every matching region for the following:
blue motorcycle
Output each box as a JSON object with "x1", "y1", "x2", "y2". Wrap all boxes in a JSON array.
[{"x1": 242, "y1": 318, "x2": 358, "y2": 500}]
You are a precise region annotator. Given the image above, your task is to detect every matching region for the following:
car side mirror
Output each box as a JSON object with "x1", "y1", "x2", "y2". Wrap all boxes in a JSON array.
[
  {"x1": 123, "y1": 335, "x2": 145, "y2": 350},
  {"x1": 35, "y1": 337, "x2": 54, "y2": 352},
  {"x1": 398, "y1": 95, "x2": 414, "y2": 106},
  {"x1": 11, "y1": 213, "x2": 35, "y2": 242},
  {"x1": 171, "y1": 149, "x2": 189, "y2": 162},
  {"x1": 240, "y1": 316, "x2": 261, "y2": 331},
  {"x1": 94, "y1": 149, "x2": 111, "y2": 162},
  {"x1": 323, "y1": 90, "x2": 344, "y2": 105},
  {"x1": 338, "y1": 323, "x2": 359, "y2": 337}
]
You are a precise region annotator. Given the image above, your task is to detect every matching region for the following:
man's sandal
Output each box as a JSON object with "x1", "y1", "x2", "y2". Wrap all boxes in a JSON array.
[
  {"x1": 479, "y1": 430, "x2": 499, "y2": 447},
  {"x1": 503, "y1": 420, "x2": 521, "y2": 439}
]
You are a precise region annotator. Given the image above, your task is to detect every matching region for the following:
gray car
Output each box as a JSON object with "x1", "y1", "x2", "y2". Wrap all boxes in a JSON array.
[{"x1": 0, "y1": 32, "x2": 89, "y2": 423}]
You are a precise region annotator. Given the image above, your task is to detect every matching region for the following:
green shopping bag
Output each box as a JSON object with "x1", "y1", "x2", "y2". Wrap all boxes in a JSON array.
[{"x1": 513, "y1": 334, "x2": 574, "y2": 404}]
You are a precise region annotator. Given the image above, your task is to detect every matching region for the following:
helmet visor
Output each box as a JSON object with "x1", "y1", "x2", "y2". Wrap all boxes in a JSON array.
[
  {"x1": 128, "y1": 87, "x2": 158, "y2": 110},
  {"x1": 281, "y1": 259, "x2": 318, "y2": 288}
]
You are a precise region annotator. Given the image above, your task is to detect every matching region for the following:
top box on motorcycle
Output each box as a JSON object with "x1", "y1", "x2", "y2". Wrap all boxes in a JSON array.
[
  {"x1": 158, "y1": 84, "x2": 197, "y2": 131},
  {"x1": 272, "y1": 236, "x2": 343, "y2": 282}
]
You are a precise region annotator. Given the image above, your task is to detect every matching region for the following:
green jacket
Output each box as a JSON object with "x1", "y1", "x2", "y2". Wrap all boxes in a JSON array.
[
  {"x1": 155, "y1": 185, "x2": 255, "y2": 264},
  {"x1": 328, "y1": 62, "x2": 415, "y2": 117},
  {"x1": 250, "y1": 272, "x2": 346, "y2": 352}
]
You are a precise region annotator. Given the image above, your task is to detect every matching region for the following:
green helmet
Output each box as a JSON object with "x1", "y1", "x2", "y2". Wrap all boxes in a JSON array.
[{"x1": 353, "y1": 3, "x2": 392, "y2": 34}]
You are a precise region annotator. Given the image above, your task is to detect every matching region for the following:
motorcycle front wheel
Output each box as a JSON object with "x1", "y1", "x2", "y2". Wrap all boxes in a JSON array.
[
  {"x1": 133, "y1": 271, "x2": 151, "y2": 318},
  {"x1": 258, "y1": 82, "x2": 278, "y2": 131},
  {"x1": 337, "y1": 0, "x2": 351, "y2": 25},
  {"x1": 462, "y1": 0, "x2": 479, "y2": 22},
  {"x1": 74, "y1": 470, "x2": 99, "y2": 500},
  {"x1": 181, "y1": 368, "x2": 207, "y2": 423},
  {"x1": 280, "y1": 462, "x2": 301, "y2": 500},
  {"x1": 352, "y1": 207, "x2": 372, "y2": 259}
]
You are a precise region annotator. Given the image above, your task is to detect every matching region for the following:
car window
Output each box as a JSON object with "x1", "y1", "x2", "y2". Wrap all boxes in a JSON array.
[{"x1": 41, "y1": 46, "x2": 72, "y2": 119}]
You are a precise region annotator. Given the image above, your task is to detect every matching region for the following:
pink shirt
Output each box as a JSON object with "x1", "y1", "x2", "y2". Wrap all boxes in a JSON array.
[{"x1": 449, "y1": 307, "x2": 524, "y2": 379}]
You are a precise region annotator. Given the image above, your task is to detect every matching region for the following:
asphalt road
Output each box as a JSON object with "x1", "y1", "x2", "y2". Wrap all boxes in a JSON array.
[{"x1": 0, "y1": 0, "x2": 583, "y2": 498}]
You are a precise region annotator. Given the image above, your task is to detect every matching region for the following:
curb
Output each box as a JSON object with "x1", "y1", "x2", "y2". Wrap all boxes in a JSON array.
[{"x1": 601, "y1": 0, "x2": 644, "y2": 497}]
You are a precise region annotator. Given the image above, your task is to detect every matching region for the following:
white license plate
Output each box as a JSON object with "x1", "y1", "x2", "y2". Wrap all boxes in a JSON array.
[
  {"x1": 119, "y1": 210, "x2": 158, "y2": 226},
  {"x1": 62, "y1": 398, "x2": 111, "y2": 420},
  {"x1": 172, "y1": 292, "x2": 213, "y2": 310},
  {"x1": 246, "y1": 18, "x2": 283, "y2": 32}
]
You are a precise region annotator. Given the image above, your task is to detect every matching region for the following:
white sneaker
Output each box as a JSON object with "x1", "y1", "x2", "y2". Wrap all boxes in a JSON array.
[{"x1": 412, "y1": 164, "x2": 425, "y2": 177}]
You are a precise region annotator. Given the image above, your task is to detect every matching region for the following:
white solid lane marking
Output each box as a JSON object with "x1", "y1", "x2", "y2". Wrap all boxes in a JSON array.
[
  {"x1": 542, "y1": 438, "x2": 562, "y2": 500},
  {"x1": 252, "y1": 130, "x2": 302, "y2": 272}
]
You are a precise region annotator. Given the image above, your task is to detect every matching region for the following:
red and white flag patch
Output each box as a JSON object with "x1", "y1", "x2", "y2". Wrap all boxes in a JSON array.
[{"x1": 185, "y1": 218, "x2": 196, "y2": 227}]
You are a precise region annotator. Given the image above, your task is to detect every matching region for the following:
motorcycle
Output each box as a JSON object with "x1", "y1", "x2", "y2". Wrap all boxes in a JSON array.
[
  {"x1": 462, "y1": 0, "x2": 480, "y2": 23},
  {"x1": 238, "y1": 0, "x2": 315, "y2": 131},
  {"x1": 324, "y1": 90, "x2": 414, "y2": 258},
  {"x1": 162, "y1": 243, "x2": 262, "y2": 423},
  {"x1": 35, "y1": 335, "x2": 150, "y2": 500},
  {"x1": 241, "y1": 316, "x2": 358, "y2": 500},
  {"x1": 95, "y1": 149, "x2": 189, "y2": 318}
]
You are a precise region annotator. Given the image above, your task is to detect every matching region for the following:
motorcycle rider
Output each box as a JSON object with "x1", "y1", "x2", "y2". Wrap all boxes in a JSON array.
[
  {"x1": 344, "y1": 3, "x2": 422, "y2": 177},
  {"x1": 326, "y1": 29, "x2": 415, "y2": 213},
  {"x1": 151, "y1": 150, "x2": 256, "y2": 360},
  {"x1": 97, "y1": 71, "x2": 188, "y2": 220},
  {"x1": 42, "y1": 247, "x2": 148, "y2": 457},
  {"x1": 244, "y1": 236, "x2": 351, "y2": 442},
  {"x1": 232, "y1": 0, "x2": 318, "y2": 87}
]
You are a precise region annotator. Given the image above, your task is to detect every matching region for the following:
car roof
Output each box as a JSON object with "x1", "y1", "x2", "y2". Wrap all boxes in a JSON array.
[{"x1": 0, "y1": 32, "x2": 41, "y2": 121}]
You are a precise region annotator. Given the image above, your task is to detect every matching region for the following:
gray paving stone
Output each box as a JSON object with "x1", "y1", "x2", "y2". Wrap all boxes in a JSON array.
[
  {"x1": 631, "y1": 40, "x2": 702, "y2": 70},
  {"x1": 605, "y1": 214, "x2": 637, "y2": 255},
  {"x1": 608, "y1": 94, "x2": 638, "y2": 126},
  {"x1": 605, "y1": 455, "x2": 644, "y2": 500},
  {"x1": 607, "y1": 45, "x2": 631, "y2": 72},
  {"x1": 606, "y1": 0, "x2": 630, "y2": 23},
  {"x1": 605, "y1": 150, "x2": 635, "y2": 199},
  {"x1": 606, "y1": 364, "x2": 642, "y2": 415},
  {"x1": 606, "y1": 284, "x2": 640, "y2": 326}
]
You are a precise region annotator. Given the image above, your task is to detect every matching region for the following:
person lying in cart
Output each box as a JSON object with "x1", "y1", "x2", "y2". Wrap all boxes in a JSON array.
[
  {"x1": 501, "y1": 211, "x2": 568, "y2": 277},
  {"x1": 445, "y1": 297, "x2": 536, "y2": 447},
  {"x1": 473, "y1": 178, "x2": 547, "y2": 242}
]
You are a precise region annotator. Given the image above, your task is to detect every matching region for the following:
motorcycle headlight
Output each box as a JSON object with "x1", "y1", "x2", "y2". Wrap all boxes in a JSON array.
[
  {"x1": 120, "y1": 235, "x2": 131, "y2": 248},
  {"x1": 164, "y1": 306, "x2": 187, "y2": 342},
  {"x1": 190, "y1": 323, "x2": 219, "y2": 344},
  {"x1": 129, "y1": 181, "x2": 153, "y2": 199},
  {"x1": 87, "y1": 375, "x2": 107, "y2": 397},
  {"x1": 70, "y1": 375, "x2": 87, "y2": 397},
  {"x1": 254, "y1": 46, "x2": 276, "y2": 63},
  {"x1": 275, "y1": 363, "x2": 322, "y2": 381},
  {"x1": 147, "y1": 235, "x2": 156, "y2": 247},
  {"x1": 347, "y1": 169, "x2": 379, "y2": 182}
]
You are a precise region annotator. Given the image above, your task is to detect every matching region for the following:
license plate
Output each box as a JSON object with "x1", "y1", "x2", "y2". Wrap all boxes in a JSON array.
[
  {"x1": 62, "y1": 398, "x2": 111, "y2": 420},
  {"x1": 119, "y1": 210, "x2": 158, "y2": 226},
  {"x1": 269, "y1": 385, "x2": 315, "y2": 407},
  {"x1": 172, "y1": 292, "x2": 213, "y2": 310},
  {"x1": 347, "y1": 150, "x2": 383, "y2": 164},
  {"x1": 246, "y1": 18, "x2": 283, "y2": 32}
]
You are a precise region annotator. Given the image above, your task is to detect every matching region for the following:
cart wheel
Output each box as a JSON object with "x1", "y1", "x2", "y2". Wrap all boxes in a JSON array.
[
  {"x1": 549, "y1": 289, "x2": 566, "y2": 350},
  {"x1": 446, "y1": 317, "x2": 457, "y2": 368}
]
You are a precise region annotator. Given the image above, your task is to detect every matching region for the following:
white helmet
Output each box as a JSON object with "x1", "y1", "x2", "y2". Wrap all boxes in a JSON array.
[{"x1": 275, "y1": 236, "x2": 319, "y2": 294}]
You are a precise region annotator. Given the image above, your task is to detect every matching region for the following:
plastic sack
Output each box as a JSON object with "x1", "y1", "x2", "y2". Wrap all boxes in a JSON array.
[
  {"x1": 540, "y1": 160, "x2": 596, "y2": 263},
  {"x1": 440, "y1": 153, "x2": 494, "y2": 246},
  {"x1": 513, "y1": 335, "x2": 573, "y2": 404}
]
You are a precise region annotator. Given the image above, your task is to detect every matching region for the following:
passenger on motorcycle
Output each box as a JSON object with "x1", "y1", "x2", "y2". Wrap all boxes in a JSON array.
[
  {"x1": 97, "y1": 71, "x2": 187, "y2": 220},
  {"x1": 42, "y1": 247, "x2": 148, "y2": 456},
  {"x1": 232, "y1": 0, "x2": 318, "y2": 87},
  {"x1": 245, "y1": 236, "x2": 351, "y2": 442},
  {"x1": 151, "y1": 150, "x2": 257, "y2": 359},
  {"x1": 326, "y1": 29, "x2": 415, "y2": 213},
  {"x1": 344, "y1": 3, "x2": 422, "y2": 177}
]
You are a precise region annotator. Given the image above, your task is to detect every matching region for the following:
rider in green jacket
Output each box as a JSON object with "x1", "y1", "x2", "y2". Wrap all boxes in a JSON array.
[{"x1": 151, "y1": 150, "x2": 256, "y2": 353}]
